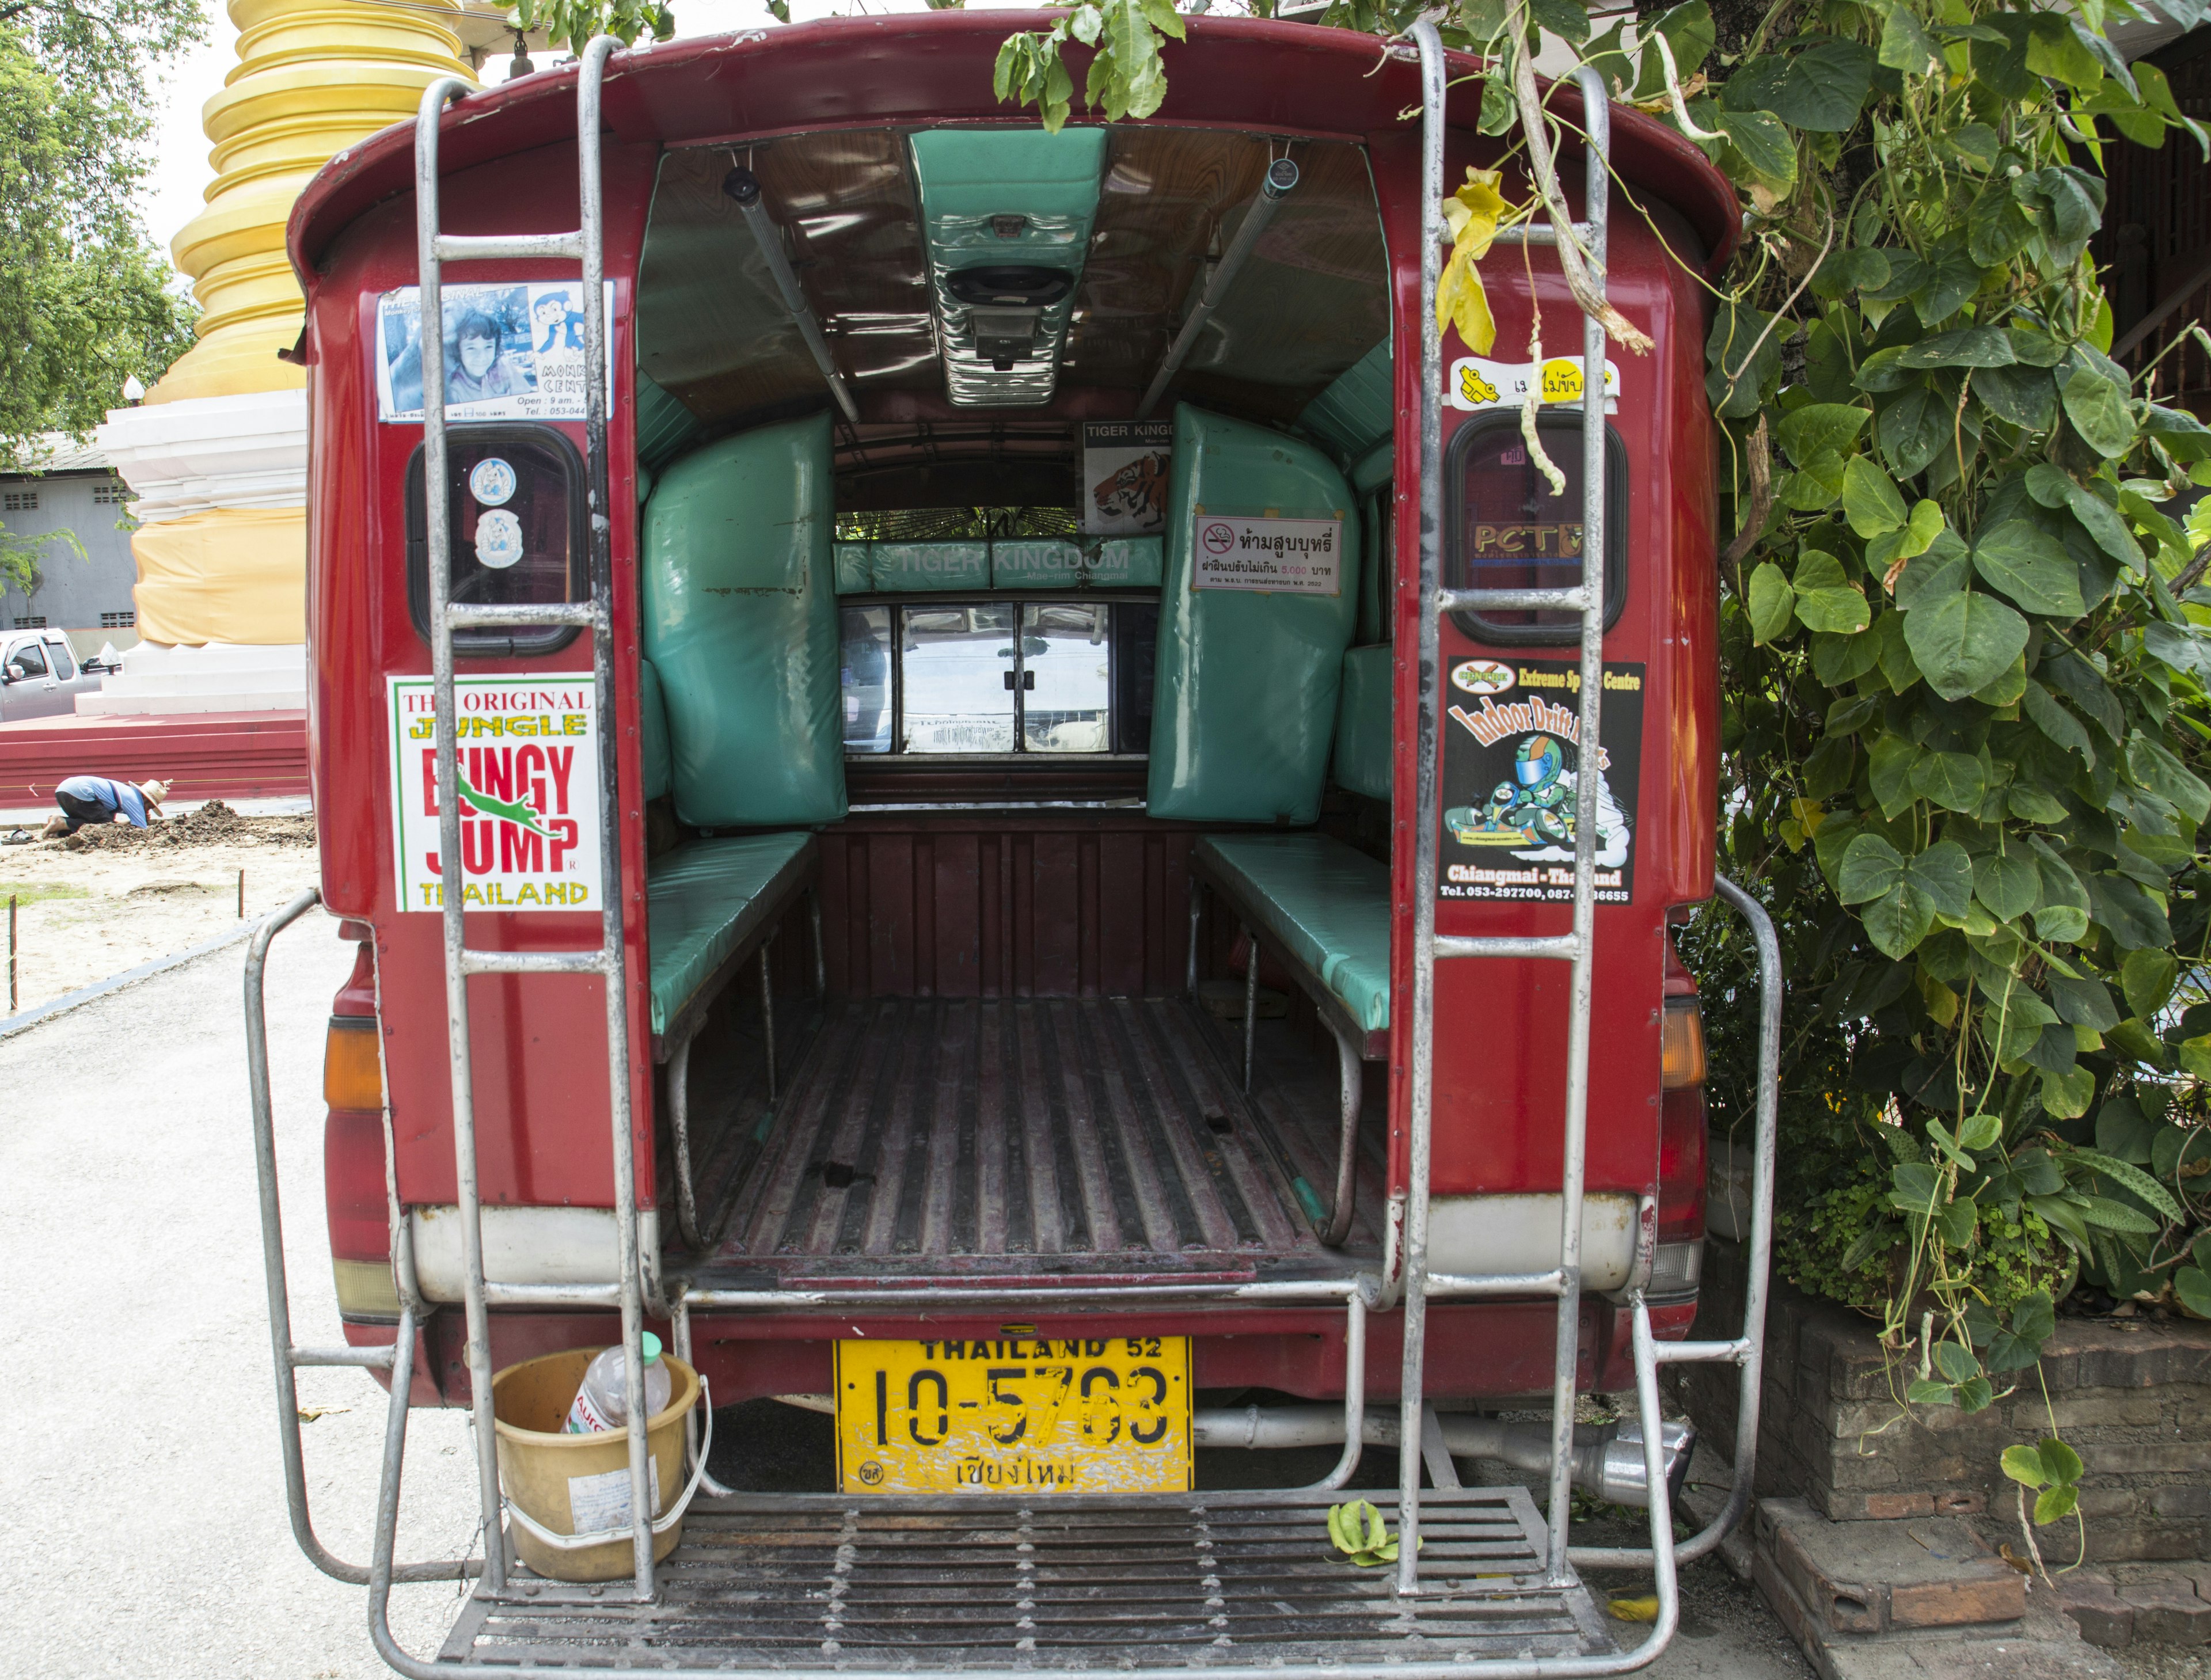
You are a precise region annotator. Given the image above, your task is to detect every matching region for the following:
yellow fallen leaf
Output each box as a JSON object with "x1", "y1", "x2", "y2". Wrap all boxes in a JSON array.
[
  {"x1": 297, "y1": 1404, "x2": 351, "y2": 1423},
  {"x1": 1437, "y1": 167, "x2": 1507, "y2": 355},
  {"x1": 1606, "y1": 1594, "x2": 1660, "y2": 1622}
]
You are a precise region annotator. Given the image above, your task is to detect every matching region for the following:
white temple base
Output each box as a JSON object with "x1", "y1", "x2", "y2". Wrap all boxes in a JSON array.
[{"x1": 75, "y1": 641, "x2": 306, "y2": 715}]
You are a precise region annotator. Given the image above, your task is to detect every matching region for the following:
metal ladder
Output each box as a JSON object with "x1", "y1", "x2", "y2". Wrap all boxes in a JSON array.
[
  {"x1": 235, "y1": 26, "x2": 1784, "y2": 1678},
  {"x1": 413, "y1": 34, "x2": 660, "y2": 1601},
  {"x1": 1389, "y1": 20, "x2": 1783, "y2": 1625}
]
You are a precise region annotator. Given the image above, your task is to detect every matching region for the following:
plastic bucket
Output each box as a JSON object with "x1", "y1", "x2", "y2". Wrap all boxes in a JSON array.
[{"x1": 491, "y1": 1347, "x2": 700, "y2": 1582}]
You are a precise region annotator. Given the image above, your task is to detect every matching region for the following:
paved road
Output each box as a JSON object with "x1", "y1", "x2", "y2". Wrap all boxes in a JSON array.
[
  {"x1": 0, "y1": 915, "x2": 1809, "y2": 1678},
  {"x1": 0, "y1": 915, "x2": 477, "y2": 1678}
]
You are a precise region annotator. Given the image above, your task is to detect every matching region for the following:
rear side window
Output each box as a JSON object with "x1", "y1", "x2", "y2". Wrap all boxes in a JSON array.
[
  {"x1": 405, "y1": 427, "x2": 584, "y2": 658},
  {"x1": 1445, "y1": 413, "x2": 1627, "y2": 645}
]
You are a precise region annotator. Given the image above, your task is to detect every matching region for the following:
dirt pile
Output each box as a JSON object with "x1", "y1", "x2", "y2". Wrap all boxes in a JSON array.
[{"x1": 62, "y1": 799, "x2": 315, "y2": 852}]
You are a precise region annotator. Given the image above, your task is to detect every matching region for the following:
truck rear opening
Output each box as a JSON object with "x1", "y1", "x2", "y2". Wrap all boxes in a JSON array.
[{"x1": 245, "y1": 14, "x2": 1780, "y2": 1673}]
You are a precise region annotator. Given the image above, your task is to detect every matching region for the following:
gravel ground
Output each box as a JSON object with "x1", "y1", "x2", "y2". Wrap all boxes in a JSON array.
[{"x1": 0, "y1": 804, "x2": 318, "y2": 1013}]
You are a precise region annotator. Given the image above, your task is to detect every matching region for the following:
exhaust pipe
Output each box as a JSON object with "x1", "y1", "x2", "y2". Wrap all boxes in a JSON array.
[{"x1": 1191, "y1": 1405, "x2": 1694, "y2": 1509}]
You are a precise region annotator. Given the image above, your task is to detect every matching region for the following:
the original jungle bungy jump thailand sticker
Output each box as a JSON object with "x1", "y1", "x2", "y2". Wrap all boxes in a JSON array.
[{"x1": 1437, "y1": 658, "x2": 1645, "y2": 904}]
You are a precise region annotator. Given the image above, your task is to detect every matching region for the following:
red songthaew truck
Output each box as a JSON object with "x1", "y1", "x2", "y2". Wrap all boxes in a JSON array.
[{"x1": 245, "y1": 14, "x2": 1781, "y2": 1674}]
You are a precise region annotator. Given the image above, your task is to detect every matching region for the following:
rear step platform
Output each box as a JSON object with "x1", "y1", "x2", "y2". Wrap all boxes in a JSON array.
[{"x1": 438, "y1": 1488, "x2": 1616, "y2": 1668}]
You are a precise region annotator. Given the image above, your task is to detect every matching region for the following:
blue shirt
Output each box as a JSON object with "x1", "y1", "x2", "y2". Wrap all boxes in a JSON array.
[{"x1": 55, "y1": 775, "x2": 149, "y2": 827}]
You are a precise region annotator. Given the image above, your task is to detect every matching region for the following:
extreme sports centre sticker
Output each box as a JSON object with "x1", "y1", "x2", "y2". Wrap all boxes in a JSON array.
[
  {"x1": 1438, "y1": 658, "x2": 1644, "y2": 905},
  {"x1": 388, "y1": 674, "x2": 602, "y2": 913}
]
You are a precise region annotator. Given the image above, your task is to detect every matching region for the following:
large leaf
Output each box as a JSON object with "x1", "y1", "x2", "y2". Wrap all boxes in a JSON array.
[
  {"x1": 1899, "y1": 327, "x2": 2016, "y2": 369},
  {"x1": 1716, "y1": 109, "x2": 1797, "y2": 192},
  {"x1": 1793, "y1": 550, "x2": 1871, "y2": 633},
  {"x1": 1769, "y1": 36, "x2": 1875, "y2": 130},
  {"x1": 1748, "y1": 561, "x2": 1796, "y2": 644},
  {"x1": 1971, "y1": 521, "x2": 2086, "y2": 617},
  {"x1": 1776, "y1": 403, "x2": 1871, "y2": 468},
  {"x1": 2022, "y1": 681, "x2": 2096, "y2": 767},
  {"x1": 1910, "y1": 840, "x2": 1976, "y2": 917},
  {"x1": 1838, "y1": 833, "x2": 1906, "y2": 903},
  {"x1": 1865, "y1": 882, "x2": 1938, "y2": 957},
  {"x1": 1976, "y1": 362, "x2": 2057, "y2": 429},
  {"x1": 1842, "y1": 455, "x2": 1910, "y2": 537},
  {"x1": 1878, "y1": 384, "x2": 1953, "y2": 477},
  {"x1": 1974, "y1": 849, "x2": 2041, "y2": 921},
  {"x1": 1911, "y1": 750, "x2": 1986, "y2": 812},
  {"x1": 1879, "y1": 0, "x2": 1943, "y2": 75},
  {"x1": 1904, "y1": 588, "x2": 2030, "y2": 700},
  {"x1": 2061, "y1": 367, "x2": 2137, "y2": 458}
]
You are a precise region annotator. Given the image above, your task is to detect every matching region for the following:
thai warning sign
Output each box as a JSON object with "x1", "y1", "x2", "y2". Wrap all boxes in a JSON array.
[
  {"x1": 388, "y1": 675, "x2": 601, "y2": 913},
  {"x1": 1188, "y1": 509, "x2": 1343, "y2": 595},
  {"x1": 1437, "y1": 658, "x2": 1644, "y2": 905}
]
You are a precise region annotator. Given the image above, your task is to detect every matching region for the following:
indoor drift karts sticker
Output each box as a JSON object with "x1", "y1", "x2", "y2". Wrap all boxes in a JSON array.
[
  {"x1": 388, "y1": 675, "x2": 602, "y2": 912},
  {"x1": 1437, "y1": 659, "x2": 1644, "y2": 904}
]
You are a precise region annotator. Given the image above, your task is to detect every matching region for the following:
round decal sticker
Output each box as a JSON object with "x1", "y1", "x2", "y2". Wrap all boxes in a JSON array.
[
  {"x1": 1452, "y1": 659, "x2": 1516, "y2": 695},
  {"x1": 468, "y1": 457, "x2": 517, "y2": 507},
  {"x1": 474, "y1": 507, "x2": 525, "y2": 569},
  {"x1": 1200, "y1": 521, "x2": 1236, "y2": 556}
]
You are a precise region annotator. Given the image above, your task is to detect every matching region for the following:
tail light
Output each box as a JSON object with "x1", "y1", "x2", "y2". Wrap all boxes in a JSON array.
[
  {"x1": 1654, "y1": 994, "x2": 1707, "y2": 1297},
  {"x1": 1661, "y1": 994, "x2": 1706, "y2": 1088},
  {"x1": 324, "y1": 989, "x2": 400, "y2": 1321}
]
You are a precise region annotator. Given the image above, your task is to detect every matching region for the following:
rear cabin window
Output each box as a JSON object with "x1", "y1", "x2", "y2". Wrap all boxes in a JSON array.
[
  {"x1": 841, "y1": 599, "x2": 1156, "y2": 758},
  {"x1": 405, "y1": 427, "x2": 585, "y2": 658},
  {"x1": 1445, "y1": 413, "x2": 1627, "y2": 645}
]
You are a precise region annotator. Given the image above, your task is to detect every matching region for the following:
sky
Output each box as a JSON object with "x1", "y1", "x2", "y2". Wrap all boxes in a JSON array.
[{"x1": 140, "y1": 0, "x2": 1041, "y2": 266}]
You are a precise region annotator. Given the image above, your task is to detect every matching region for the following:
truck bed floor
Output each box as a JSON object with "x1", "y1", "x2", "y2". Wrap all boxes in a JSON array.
[{"x1": 684, "y1": 997, "x2": 1383, "y2": 1286}]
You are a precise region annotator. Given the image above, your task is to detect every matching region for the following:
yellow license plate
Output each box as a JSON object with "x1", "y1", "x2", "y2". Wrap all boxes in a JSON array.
[{"x1": 833, "y1": 1335, "x2": 1192, "y2": 1494}]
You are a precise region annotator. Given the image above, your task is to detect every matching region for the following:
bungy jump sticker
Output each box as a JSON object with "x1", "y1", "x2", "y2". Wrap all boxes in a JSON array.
[
  {"x1": 1448, "y1": 355, "x2": 1621, "y2": 414},
  {"x1": 388, "y1": 674, "x2": 602, "y2": 913},
  {"x1": 1437, "y1": 659, "x2": 1645, "y2": 905}
]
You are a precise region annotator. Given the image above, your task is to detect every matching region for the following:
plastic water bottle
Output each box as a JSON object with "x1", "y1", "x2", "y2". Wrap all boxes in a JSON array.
[{"x1": 564, "y1": 1332, "x2": 672, "y2": 1434}]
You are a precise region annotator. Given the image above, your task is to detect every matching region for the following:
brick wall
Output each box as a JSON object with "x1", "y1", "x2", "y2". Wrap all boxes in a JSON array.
[{"x1": 1680, "y1": 1236, "x2": 2211, "y2": 1564}]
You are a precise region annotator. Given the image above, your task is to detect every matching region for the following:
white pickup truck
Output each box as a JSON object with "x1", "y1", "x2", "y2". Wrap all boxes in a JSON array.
[{"x1": 0, "y1": 628, "x2": 108, "y2": 721}]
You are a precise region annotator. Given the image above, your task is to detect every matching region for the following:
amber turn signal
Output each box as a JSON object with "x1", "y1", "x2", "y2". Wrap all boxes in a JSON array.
[
  {"x1": 324, "y1": 1015, "x2": 386, "y2": 1109},
  {"x1": 1661, "y1": 996, "x2": 1706, "y2": 1089}
]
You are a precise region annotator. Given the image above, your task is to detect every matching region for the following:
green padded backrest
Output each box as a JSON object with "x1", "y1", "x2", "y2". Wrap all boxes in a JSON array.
[
  {"x1": 1148, "y1": 404, "x2": 1361, "y2": 823},
  {"x1": 639, "y1": 656, "x2": 673, "y2": 801},
  {"x1": 642, "y1": 413, "x2": 846, "y2": 827},
  {"x1": 1332, "y1": 644, "x2": 1392, "y2": 801}
]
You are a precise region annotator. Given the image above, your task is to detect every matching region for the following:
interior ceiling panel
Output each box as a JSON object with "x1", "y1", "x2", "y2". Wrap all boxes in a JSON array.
[
  {"x1": 638, "y1": 133, "x2": 936, "y2": 424},
  {"x1": 637, "y1": 126, "x2": 1387, "y2": 432}
]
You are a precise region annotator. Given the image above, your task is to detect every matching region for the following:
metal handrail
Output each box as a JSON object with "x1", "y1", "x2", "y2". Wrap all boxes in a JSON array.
[
  {"x1": 245, "y1": 887, "x2": 479, "y2": 1587},
  {"x1": 1570, "y1": 874, "x2": 1780, "y2": 1571}
]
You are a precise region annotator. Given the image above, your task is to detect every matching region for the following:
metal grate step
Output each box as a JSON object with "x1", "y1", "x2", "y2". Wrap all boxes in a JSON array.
[{"x1": 437, "y1": 1487, "x2": 1616, "y2": 1668}]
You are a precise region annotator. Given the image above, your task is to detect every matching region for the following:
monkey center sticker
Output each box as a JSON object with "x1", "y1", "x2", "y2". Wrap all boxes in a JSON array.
[
  {"x1": 388, "y1": 675, "x2": 601, "y2": 913},
  {"x1": 1438, "y1": 659, "x2": 1644, "y2": 904}
]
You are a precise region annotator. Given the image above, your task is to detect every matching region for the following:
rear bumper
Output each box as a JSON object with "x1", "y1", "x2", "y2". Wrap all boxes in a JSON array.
[{"x1": 353, "y1": 1294, "x2": 1700, "y2": 1409}]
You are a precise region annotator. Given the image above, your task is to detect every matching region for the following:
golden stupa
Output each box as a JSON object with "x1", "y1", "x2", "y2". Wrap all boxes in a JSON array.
[{"x1": 124, "y1": 0, "x2": 485, "y2": 647}]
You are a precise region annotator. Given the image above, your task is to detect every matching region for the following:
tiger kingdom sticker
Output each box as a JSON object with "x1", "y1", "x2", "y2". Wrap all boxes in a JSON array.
[{"x1": 1438, "y1": 658, "x2": 1644, "y2": 904}]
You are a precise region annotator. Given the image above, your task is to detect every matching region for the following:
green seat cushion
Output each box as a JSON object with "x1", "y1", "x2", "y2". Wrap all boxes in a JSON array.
[
  {"x1": 1196, "y1": 834, "x2": 1391, "y2": 1036},
  {"x1": 647, "y1": 833, "x2": 815, "y2": 1038}
]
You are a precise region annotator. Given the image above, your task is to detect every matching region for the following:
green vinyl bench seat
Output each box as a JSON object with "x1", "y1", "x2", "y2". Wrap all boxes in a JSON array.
[
  {"x1": 1191, "y1": 834, "x2": 1391, "y2": 1055},
  {"x1": 1189, "y1": 833, "x2": 1391, "y2": 1250},
  {"x1": 647, "y1": 831, "x2": 818, "y2": 1049}
]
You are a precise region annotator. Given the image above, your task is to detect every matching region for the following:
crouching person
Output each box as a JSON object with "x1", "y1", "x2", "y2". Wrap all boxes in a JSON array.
[{"x1": 43, "y1": 775, "x2": 169, "y2": 837}]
